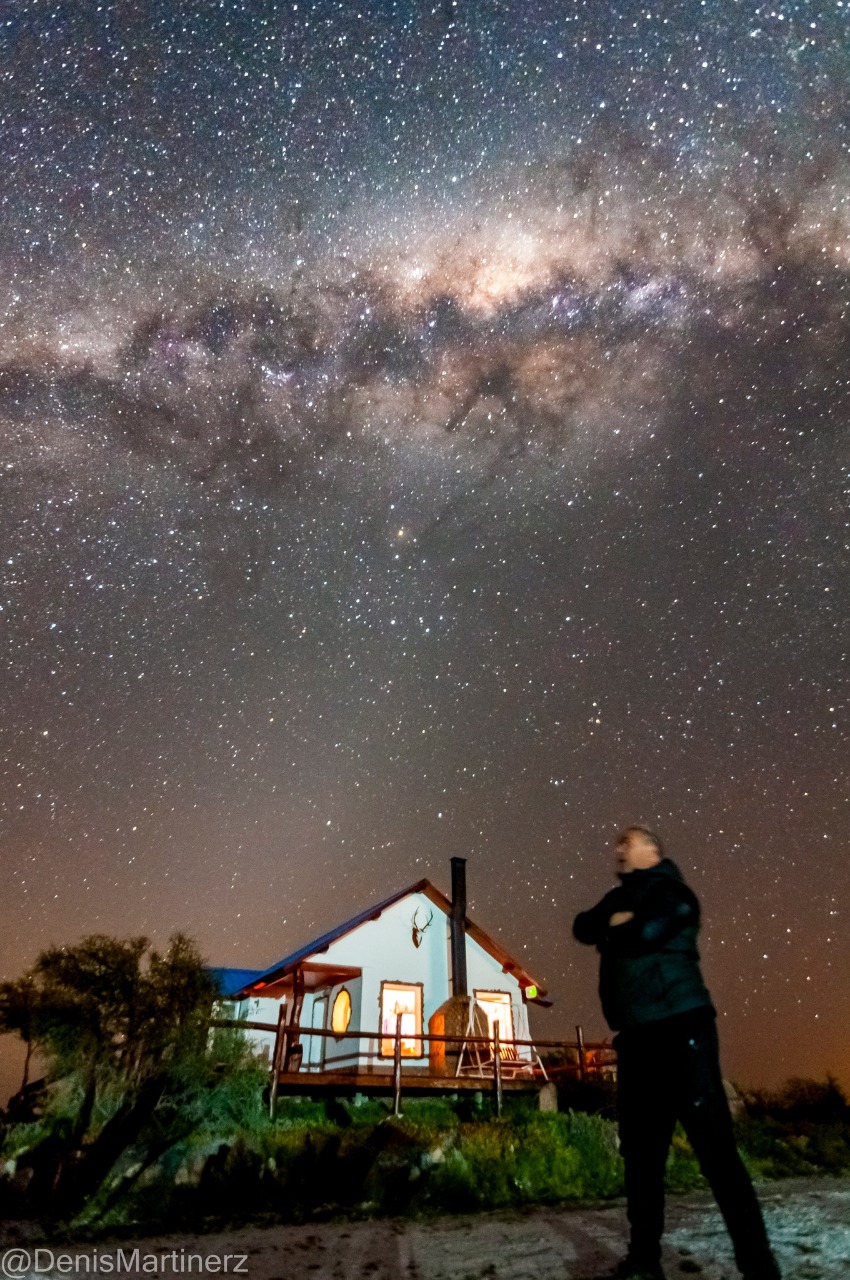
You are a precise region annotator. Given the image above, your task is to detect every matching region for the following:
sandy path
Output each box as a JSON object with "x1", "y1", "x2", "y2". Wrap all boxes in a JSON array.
[{"x1": 2, "y1": 1179, "x2": 847, "y2": 1280}]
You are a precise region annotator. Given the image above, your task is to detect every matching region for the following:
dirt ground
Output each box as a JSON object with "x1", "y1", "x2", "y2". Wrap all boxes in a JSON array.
[{"x1": 2, "y1": 1179, "x2": 848, "y2": 1280}]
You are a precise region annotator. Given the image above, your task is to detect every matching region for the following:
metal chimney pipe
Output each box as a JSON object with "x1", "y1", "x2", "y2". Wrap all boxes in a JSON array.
[{"x1": 450, "y1": 856, "x2": 468, "y2": 997}]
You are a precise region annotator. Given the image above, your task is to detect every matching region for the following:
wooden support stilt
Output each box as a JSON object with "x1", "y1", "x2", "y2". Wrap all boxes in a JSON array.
[
  {"x1": 493, "y1": 1019, "x2": 502, "y2": 1117},
  {"x1": 269, "y1": 1003, "x2": 287, "y2": 1120}
]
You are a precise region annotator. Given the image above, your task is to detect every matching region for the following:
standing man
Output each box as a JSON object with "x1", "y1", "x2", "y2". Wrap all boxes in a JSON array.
[{"x1": 573, "y1": 826, "x2": 781, "y2": 1280}]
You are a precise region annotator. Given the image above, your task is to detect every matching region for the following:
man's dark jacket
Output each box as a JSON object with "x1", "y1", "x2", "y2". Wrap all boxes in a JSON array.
[{"x1": 573, "y1": 858, "x2": 713, "y2": 1030}]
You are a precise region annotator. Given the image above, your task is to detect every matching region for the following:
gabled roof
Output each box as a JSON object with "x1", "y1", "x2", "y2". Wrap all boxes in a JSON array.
[{"x1": 216, "y1": 878, "x2": 549, "y2": 1004}]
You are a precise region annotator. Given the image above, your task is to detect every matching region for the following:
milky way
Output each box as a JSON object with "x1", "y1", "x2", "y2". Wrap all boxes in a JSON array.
[{"x1": 1, "y1": 1, "x2": 849, "y2": 1095}]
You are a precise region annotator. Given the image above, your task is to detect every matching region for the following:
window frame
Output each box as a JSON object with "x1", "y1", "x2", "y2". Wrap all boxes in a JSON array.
[
  {"x1": 378, "y1": 979, "x2": 425, "y2": 1059},
  {"x1": 330, "y1": 987, "x2": 352, "y2": 1038},
  {"x1": 473, "y1": 988, "x2": 516, "y2": 1053}
]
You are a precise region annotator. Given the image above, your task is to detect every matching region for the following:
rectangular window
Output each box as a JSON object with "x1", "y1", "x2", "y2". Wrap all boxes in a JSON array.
[
  {"x1": 379, "y1": 981, "x2": 423, "y2": 1058},
  {"x1": 473, "y1": 990, "x2": 515, "y2": 1055}
]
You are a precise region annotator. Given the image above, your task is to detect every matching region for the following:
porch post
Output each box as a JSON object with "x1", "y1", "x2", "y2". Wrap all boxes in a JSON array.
[
  {"x1": 392, "y1": 1011, "x2": 403, "y2": 1117},
  {"x1": 576, "y1": 1023, "x2": 587, "y2": 1082},
  {"x1": 269, "y1": 1002, "x2": 287, "y2": 1120},
  {"x1": 283, "y1": 967, "x2": 305, "y2": 1073}
]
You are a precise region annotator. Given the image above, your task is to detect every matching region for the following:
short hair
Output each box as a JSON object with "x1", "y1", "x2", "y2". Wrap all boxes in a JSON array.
[{"x1": 621, "y1": 825, "x2": 664, "y2": 857}]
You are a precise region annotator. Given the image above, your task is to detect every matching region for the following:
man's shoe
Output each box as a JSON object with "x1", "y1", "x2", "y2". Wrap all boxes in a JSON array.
[
  {"x1": 740, "y1": 1252, "x2": 782, "y2": 1280},
  {"x1": 600, "y1": 1255, "x2": 666, "y2": 1280}
]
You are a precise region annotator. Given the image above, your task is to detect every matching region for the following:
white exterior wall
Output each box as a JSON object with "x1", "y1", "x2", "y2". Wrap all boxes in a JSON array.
[
  {"x1": 234, "y1": 890, "x2": 532, "y2": 1070},
  {"x1": 234, "y1": 994, "x2": 280, "y2": 1061},
  {"x1": 321, "y1": 976, "x2": 363, "y2": 1068}
]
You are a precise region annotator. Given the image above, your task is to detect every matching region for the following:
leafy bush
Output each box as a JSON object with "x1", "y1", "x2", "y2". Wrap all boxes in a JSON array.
[
  {"x1": 733, "y1": 1075, "x2": 850, "y2": 1178},
  {"x1": 72, "y1": 1108, "x2": 627, "y2": 1229},
  {"x1": 745, "y1": 1075, "x2": 849, "y2": 1126},
  {"x1": 554, "y1": 1076, "x2": 618, "y2": 1119},
  {"x1": 664, "y1": 1125, "x2": 705, "y2": 1193}
]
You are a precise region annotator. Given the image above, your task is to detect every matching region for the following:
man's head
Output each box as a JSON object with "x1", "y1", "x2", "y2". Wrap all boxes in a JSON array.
[{"x1": 615, "y1": 826, "x2": 664, "y2": 874}]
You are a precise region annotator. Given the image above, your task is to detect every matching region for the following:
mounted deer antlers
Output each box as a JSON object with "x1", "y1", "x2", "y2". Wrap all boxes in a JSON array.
[{"x1": 411, "y1": 906, "x2": 434, "y2": 948}]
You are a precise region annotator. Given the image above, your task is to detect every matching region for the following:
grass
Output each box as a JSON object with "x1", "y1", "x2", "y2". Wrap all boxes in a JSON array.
[
  {"x1": 2, "y1": 1074, "x2": 848, "y2": 1234},
  {"x1": 90, "y1": 1108, "x2": 628, "y2": 1229}
]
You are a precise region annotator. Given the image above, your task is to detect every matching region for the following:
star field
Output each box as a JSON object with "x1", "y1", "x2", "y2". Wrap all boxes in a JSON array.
[{"x1": 1, "y1": 0, "x2": 849, "y2": 1097}]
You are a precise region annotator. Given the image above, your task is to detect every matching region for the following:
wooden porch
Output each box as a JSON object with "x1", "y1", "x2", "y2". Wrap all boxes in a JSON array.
[
  {"x1": 270, "y1": 1069, "x2": 543, "y2": 1096},
  {"x1": 213, "y1": 1015, "x2": 616, "y2": 1117}
]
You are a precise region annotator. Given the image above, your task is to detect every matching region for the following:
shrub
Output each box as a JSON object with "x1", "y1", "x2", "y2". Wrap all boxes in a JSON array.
[
  {"x1": 64, "y1": 1108, "x2": 627, "y2": 1229},
  {"x1": 554, "y1": 1076, "x2": 618, "y2": 1119},
  {"x1": 733, "y1": 1075, "x2": 850, "y2": 1178},
  {"x1": 9, "y1": 1066, "x2": 849, "y2": 1233},
  {"x1": 746, "y1": 1075, "x2": 849, "y2": 1126},
  {"x1": 664, "y1": 1125, "x2": 705, "y2": 1193}
]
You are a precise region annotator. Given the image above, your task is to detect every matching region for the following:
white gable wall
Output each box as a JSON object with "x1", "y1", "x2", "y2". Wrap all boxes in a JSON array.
[
  {"x1": 234, "y1": 890, "x2": 533, "y2": 1070},
  {"x1": 302, "y1": 890, "x2": 447, "y2": 1070}
]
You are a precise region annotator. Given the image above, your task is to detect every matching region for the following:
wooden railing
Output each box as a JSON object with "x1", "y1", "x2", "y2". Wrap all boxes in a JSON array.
[{"x1": 211, "y1": 1017, "x2": 615, "y2": 1118}]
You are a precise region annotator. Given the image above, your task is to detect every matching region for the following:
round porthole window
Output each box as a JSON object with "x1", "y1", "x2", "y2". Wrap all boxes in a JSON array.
[{"x1": 331, "y1": 988, "x2": 352, "y2": 1036}]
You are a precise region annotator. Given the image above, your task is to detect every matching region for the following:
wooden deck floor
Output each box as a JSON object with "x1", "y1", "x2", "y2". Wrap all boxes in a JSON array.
[{"x1": 275, "y1": 1069, "x2": 540, "y2": 1096}]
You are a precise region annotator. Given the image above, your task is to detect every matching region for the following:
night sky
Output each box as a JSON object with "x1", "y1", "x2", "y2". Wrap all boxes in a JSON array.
[{"x1": 1, "y1": 0, "x2": 848, "y2": 1101}]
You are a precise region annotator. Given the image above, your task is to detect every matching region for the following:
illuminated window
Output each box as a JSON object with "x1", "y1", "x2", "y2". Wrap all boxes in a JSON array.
[
  {"x1": 379, "y1": 982, "x2": 423, "y2": 1057},
  {"x1": 331, "y1": 988, "x2": 352, "y2": 1036},
  {"x1": 474, "y1": 990, "x2": 515, "y2": 1055}
]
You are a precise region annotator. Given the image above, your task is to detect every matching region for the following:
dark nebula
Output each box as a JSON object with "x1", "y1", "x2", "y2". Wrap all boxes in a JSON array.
[{"x1": 1, "y1": 0, "x2": 848, "y2": 1096}]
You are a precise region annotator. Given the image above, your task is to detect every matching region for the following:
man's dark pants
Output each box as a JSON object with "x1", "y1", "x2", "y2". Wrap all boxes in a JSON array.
[{"x1": 615, "y1": 1010, "x2": 773, "y2": 1275}]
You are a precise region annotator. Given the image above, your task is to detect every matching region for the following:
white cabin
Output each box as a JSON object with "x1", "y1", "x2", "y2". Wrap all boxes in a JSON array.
[{"x1": 210, "y1": 863, "x2": 549, "y2": 1077}]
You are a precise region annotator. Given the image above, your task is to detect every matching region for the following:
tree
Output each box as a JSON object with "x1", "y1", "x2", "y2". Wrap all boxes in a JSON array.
[
  {"x1": 28, "y1": 932, "x2": 216, "y2": 1090},
  {"x1": 0, "y1": 932, "x2": 223, "y2": 1219},
  {"x1": 0, "y1": 975, "x2": 41, "y2": 1096}
]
